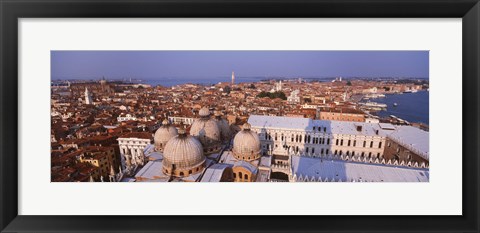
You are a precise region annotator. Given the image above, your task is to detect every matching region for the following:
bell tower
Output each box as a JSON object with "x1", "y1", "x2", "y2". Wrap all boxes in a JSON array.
[{"x1": 84, "y1": 87, "x2": 92, "y2": 105}]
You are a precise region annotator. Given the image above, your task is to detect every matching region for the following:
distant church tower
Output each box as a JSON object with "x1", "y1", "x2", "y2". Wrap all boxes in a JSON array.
[
  {"x1": 275, "y1": 80, "x2": 282, "y2": 92},
  {"x1": 99, "y1": 76, "x2": 107, "y2": 92},
  {"x1": 231, "y1": 71, "x2": 235, "y2": 85},
  {"x1": 85, "y1": 87, "x2": 92, "y2": 105}
]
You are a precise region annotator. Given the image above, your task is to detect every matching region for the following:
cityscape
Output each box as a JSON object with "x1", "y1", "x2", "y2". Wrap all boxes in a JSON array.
[{"x1": 50, "y1": 51, "x2": 429, "y2": 182}]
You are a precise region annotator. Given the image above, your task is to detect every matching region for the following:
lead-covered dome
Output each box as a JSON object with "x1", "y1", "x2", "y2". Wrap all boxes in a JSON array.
[
  {"x1": 190, "y1": 107, "x2": 221, "y2": 154},
  {"x1": 214, "y1": 111, "x2": 231, "y2": 143},
  {"x1": 199, "y1": 107, "x2": 210, "y2": 117},
  {"x1": 233, "y1": 123, "x2": 261, "y2": 161},
  {"x1": 162, "y1": 128, "x2": 206, "y2": 176},
  {"x1": 154, "y1": 119, "x2": 178, "y2": 152}
]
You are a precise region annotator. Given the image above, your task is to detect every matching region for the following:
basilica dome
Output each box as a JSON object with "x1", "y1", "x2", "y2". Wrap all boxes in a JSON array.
[
  {"x1": 214, "y1": 111, "x2": 231, "y2": 142},
  {"x1": 162, "y1": 128, "x2": 206, "y2": 176},
  {"x1": 190, "y1": 107, "x2": 221, "y2": 154},
  {"x1": 198, "y1": 107, "x2": 210, "y2": 117},
  {"x1": 154, "y1": 119, "x2": 178, "y2": 152},
  {"x1": 233, "y1": 123, "x2": 261, "y2": 161}
]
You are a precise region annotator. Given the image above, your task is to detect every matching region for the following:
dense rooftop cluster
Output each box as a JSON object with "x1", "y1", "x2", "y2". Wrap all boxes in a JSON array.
[{"x1": 50, "y1": 77, "x2": 429, "y2": 182}]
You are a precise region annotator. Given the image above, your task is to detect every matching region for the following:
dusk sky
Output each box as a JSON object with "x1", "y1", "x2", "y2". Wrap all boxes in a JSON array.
[{"x1": 51, "y1": 51, "x2": 429, "y2": 80}]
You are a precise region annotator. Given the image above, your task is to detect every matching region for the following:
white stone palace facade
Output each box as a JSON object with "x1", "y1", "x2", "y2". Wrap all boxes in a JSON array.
[
  {"x1": 248, "y1": 115, "x2": 388, "y2": 160},
  {"x1": 117, "y1": 132, "x2": 152, "y2": 175}
]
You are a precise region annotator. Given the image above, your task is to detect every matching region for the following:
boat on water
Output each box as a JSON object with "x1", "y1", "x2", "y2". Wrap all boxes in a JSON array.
[
  {"x1": 403, "y1": 89, "x2": 418, "y2": 93},
  {"x1": 364, "y1": 93, "x2": 386, "y2": 99},
  {"x1": 393, "y1": 103, "x2": 398, "y2": 107},
  {"x1": 362, "y1": 101, "x2": 387, "y2": 108}
]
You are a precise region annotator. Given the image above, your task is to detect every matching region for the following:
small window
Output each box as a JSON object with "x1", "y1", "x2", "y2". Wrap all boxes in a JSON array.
[
  {"x1": 179, "y1": 172, "x2": 184, "y2": 176},
  {"x1": 244, "y1": 174, "x2": 248, "y2": 180}
]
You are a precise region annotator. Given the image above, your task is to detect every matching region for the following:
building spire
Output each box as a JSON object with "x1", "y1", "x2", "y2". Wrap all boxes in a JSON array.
[
  {"x1": 110, "y1": 165, "x2": 116, "y2": 176},
  {"x1": 231, "y1": 71, "x2": 235, "y2": 85},
  {"x1": 85, "y1": 87, "x2": 92, "y2": 105}
]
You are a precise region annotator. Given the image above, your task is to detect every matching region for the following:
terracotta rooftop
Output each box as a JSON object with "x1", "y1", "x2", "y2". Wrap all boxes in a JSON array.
[{"x1": 119, "y1": 132, "x2": 152, "y2": 140}]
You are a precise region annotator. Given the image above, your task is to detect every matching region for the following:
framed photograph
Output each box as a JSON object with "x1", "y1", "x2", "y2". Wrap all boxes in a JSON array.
[{"x1": 1, "y1": 0, "x2": 479, "y2": 232}]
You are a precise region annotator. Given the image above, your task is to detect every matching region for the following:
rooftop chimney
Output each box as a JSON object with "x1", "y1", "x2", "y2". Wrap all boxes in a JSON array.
[{"x1": 356, "y1": 125, "x2": 362, "y2": 132}]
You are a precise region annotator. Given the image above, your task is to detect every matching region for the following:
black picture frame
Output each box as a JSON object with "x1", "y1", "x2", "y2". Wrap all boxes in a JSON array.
[{"x1": 1, "y1": 0, "x2": 479, "y2": 232}]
